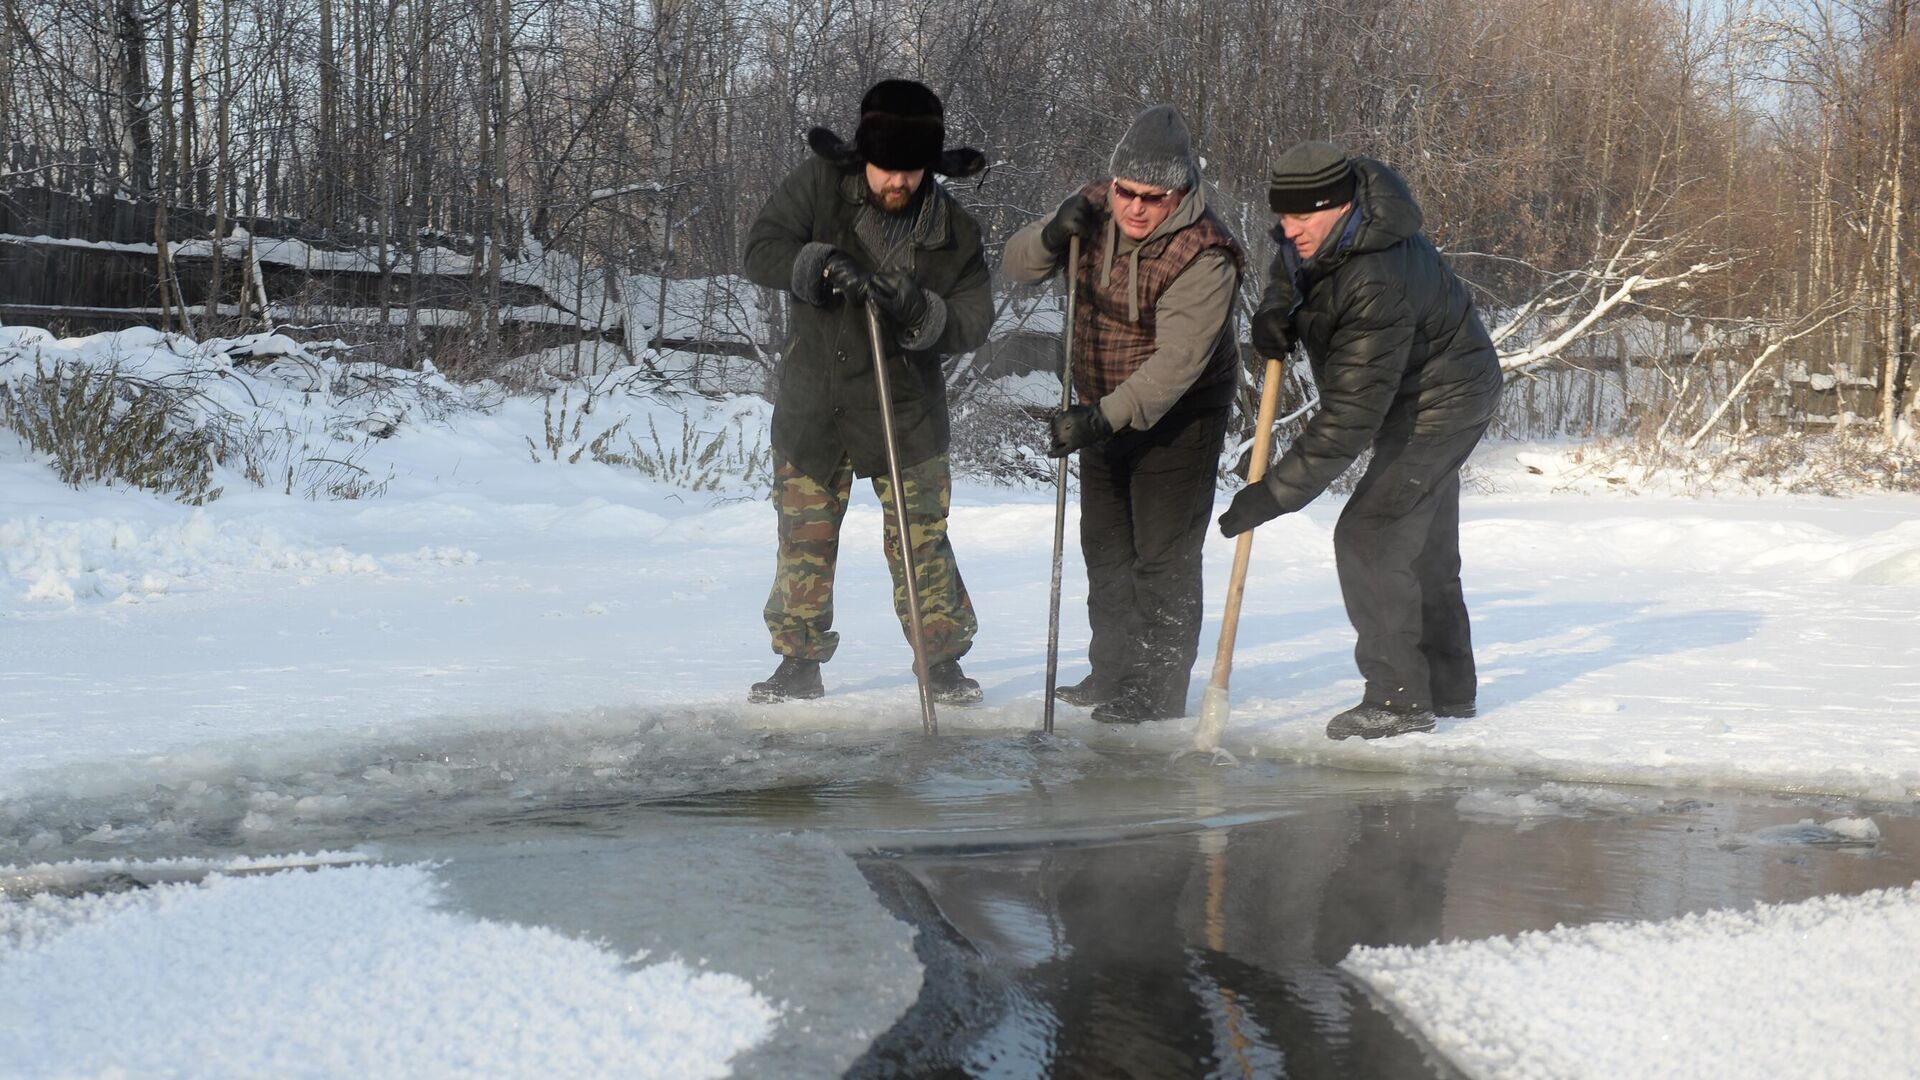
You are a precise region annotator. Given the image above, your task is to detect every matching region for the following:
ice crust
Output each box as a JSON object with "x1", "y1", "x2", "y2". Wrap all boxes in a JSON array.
[
  {"x1": 0, "y1": 862, "x2": 778, "y2": 1078},
  {"x1": 1343, "y1": 883, "x2": 1920, "y2": 1080}
]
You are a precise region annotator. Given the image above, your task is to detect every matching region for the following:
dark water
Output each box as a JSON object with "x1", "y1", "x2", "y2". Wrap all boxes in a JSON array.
[
  {"x1": 7, "y1": 730, "x2": 1918, "y2": 1079},
  {"x1": 636, "y1": 747, "x2": 1920, "y2": 1080}
]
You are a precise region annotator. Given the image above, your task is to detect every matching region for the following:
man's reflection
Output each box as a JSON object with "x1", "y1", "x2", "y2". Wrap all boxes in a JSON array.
[{"x1": 881, "y1": 792, "x2": 1467, "y2": 1078}]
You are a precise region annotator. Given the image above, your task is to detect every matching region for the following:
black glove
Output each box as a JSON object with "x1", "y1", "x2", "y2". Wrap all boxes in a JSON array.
[
  {"x1": 1040, "y1": 193, "x2": 1100, "y2": 255},
  {"x1": 1250, "y1": 307, "x2": 1296, "y2": 361},
  {"x1": 1047, "y1": 403, "x2": 1113, "y2": 458},
  {"x1": 823, "y1": 251, "x2": 872, "y2": 301},
  {"x1": 867, "y1": 270, "x2": 929, "y2": 330},
  {"x1": 1218, "y1": 481, "x2": 1284, "y2": 538}
]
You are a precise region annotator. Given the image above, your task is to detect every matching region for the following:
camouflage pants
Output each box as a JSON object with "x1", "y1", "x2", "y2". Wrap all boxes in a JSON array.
[{"x1": 764, "y1": 454, "x2": 978, "y2": 664}]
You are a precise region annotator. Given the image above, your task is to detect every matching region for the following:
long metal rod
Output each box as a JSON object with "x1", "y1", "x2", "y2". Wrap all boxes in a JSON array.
[
  {"x1": 1192, "y1": 356, "x2": 1286, "y2": 754},
  {"x1": 1042, "y1": 235, "x2": 1082, "y2": 734},
  {"x1": 865, "y1": 300, "x2": 937, "y2": 735}
]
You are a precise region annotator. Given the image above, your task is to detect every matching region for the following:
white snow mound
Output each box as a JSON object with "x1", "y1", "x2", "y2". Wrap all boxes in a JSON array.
[
  {"x1": 1343, "y1": 882, "x2": 1920, "y2": 1080},
  {"x1": 0, "y1": 862, "x2": 779, "y2": 1078},
  {"x1": 1852, "y1": 547, "x2": 1920, "y2": 585},
  {"x1": 0, "y1": 512, "x2": 379, "y2": 605}
]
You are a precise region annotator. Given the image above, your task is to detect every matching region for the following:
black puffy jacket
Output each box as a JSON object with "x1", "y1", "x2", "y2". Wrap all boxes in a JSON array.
[{"x1": 1251, "y1": 158, "x2": 1502, "y2": 514}]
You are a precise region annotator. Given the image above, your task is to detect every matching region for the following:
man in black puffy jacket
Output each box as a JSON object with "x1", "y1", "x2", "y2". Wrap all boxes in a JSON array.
[{"x1": 1218, "y1": 141, "x2": 1503, "y2": 741}]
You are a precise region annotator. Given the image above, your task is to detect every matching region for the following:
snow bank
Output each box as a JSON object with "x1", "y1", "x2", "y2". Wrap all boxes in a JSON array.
[
  {"x1": 0, "y1": 512, "x2": 379, "y2": 605},
  {"x1": 0, "y1": 862, "x2": 778, "y2": 1078},
  {"x1": 1853, "y1": 547, "x2": 1920, "y2": 585},
  {"x1": 1343, "y1": 883, "x2": 1920, "y2": 1080}
]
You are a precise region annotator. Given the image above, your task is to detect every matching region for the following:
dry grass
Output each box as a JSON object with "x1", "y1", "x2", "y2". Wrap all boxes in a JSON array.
[{"x1": 0, "y1": 362, "x2": 221, "y2": 503}]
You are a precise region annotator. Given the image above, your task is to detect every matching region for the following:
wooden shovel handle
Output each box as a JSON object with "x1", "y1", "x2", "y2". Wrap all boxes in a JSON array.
[{"x1": 1206, "y1": 356, "x2": 1287, "y2": 693}]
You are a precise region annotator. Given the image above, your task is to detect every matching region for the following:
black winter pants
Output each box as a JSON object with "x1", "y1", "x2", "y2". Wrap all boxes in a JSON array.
[
  {"x1": 1078, "y1": 406, "x2": 1230, "y2": 716},
  {"x1": 1333, "y1": 418, "x2": 1490, "y2": 711}
]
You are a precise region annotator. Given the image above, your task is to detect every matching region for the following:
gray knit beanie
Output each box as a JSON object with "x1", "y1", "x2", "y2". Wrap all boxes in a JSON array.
[
  {"x1": 1109, "y1": 105, "x2": 1199, "y2": 192},
  {"x1": 1268, "y1": 141, "x2": 1355, "y2": 213}
]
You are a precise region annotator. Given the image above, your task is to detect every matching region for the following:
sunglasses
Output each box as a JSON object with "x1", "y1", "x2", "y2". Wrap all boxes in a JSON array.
[{"x1": 1110, "y1": 181, "x2": 1179, "y2": 206}]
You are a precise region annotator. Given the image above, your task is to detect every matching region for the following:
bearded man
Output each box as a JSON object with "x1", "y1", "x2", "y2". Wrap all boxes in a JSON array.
[{"x1": 740, "y1": 79, "x2": 993, "y2": 705}]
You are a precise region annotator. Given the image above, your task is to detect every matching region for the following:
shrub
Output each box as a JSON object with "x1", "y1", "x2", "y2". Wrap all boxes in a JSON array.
[
  {"x1": 0, "y1": 361, "x2": 221, "y2": 504},
  {"x1": 525, "y1": 385, "x2": 630, "y2": 464},
  {"x1": 600, "y1": 413, "x2": 772, "y2": 491},
  {"x1": 946, "y1": 380, "x2": 1056, "y2": 486}
]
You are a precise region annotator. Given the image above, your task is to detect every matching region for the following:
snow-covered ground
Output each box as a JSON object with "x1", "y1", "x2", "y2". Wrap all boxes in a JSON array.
[
  {"x1": 1, "y1": 858, "x2": 776, "y2": 1079},
  {"x1": 3, "y1": 327, "x2": 1918, "y2": 1076},
  {"x1": 1345, "y1": 881, "x2": 1920, "y2": 1080}
]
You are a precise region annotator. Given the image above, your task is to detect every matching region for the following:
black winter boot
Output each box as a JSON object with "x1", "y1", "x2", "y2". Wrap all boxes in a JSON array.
[
  {"x1": 928, "y1": 660, "x2": 982, "y2": 705},
  {"x1": 749, "y1": 657, "x2": 823, "y2": 703},
  {"x1": 1434, "y1": 701, "x2": 1476, "y2": 719},
  {"x1": 1052, "y1": 673, "x2": 1118, "y2": 708},
  {"x1": 1325, "y1": 701, "x2": 1435, "y2": 740},
  {"x1": 1092, "y1": 686, "x2": 1181, "y2": 725}
]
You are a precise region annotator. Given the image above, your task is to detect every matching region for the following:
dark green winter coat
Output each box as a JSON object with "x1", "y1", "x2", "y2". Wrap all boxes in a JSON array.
[
  {"x1": 1252, "y1": 158, "x2": 1503, "y2": 514},
  {"x1": 743, "y1": 153, "x2": 993, "y2": 483}
]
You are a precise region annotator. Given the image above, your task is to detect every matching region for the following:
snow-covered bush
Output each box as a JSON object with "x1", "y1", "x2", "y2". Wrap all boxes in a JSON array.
[
  {"x1": 1562, "y1": 432, "x2": 1920, "y2": 495},
  {"x1": 0, "y1": 326, "x2": 486, "y2": 501},
  {"x1": 947, "y1": 375, "x2": 1055, "y2": 486},
  {"x1": 0, "y1": 361, "x2": 221, "y2": 504}
]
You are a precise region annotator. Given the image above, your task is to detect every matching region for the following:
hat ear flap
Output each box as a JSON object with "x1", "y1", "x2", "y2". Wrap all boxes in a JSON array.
[
  {"x1": 936, "y1": 147, "x2": 987, "y2": 179},
  {"x1": 806, "y1": 126, "x2": 860, "y2": 168}
]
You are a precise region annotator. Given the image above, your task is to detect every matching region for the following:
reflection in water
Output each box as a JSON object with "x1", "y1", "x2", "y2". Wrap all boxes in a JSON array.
[{"x1": 847, "y1": 784, "x2": 1919, "y2": 1080}]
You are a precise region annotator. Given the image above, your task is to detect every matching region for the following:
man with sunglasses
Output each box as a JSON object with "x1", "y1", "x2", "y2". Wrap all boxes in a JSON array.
[
  {"x1": 1218, "y1": 141, "x2": 1502, "y2": 741},
  {"x1": 1001, "y1": 104, "x2": 1245, "y2": 724}
]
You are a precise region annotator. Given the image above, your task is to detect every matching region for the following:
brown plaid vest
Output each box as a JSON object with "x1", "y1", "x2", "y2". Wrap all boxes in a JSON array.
[{"x1": 1071, "y1": 180, "x2": 1246, "y2": 405}]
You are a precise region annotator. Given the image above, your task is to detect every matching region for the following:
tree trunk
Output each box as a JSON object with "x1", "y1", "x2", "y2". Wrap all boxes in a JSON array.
[
  {"x1": 180, "y1": 0, "x2": 199, "y2": 207},
  {"x1": 318, "y1": 0, "x2": 336, "y2": 229},
  {"x1": 1882, "y1": 0, "x2": 1912, "y2": 434},
  {"x1": 117, "y1": 0, "x2": 154, "y2": 194},
  {"x1": 154, "y1": 0, "x2": 189, "y2": 333},
  {"x1": 0, "y1": 0, "x2": 13, "y2": 168},
  {"x1": 209, "y1": 0, "x2": 231, "y2": 327},
  {"x1": 405, "y1": 0, "x2": 433, "y2": 365}
]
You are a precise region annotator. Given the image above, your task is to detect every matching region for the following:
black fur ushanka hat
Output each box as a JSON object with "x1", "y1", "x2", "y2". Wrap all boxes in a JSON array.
[{"x1": 807, "y1": 79, "x2": 986, "y2": 178}]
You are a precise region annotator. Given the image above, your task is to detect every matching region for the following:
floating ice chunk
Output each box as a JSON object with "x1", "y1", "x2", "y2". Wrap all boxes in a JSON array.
[
  {"x1": 1457, "y1": 783, "x2": 1659, "y2": 821},
  {"x1": 1820, "y1": 816, "x2": 1882, "y2": 842},
  {"x1": 1727, "y1": 816, "x2": 1881, "y2": 849},
  {"x1": 1456, "y1": 790, "x2": 1551, "y2": 818},
  {"x1": 291, "y1": 794, "x2": 352, "y2": 818}
]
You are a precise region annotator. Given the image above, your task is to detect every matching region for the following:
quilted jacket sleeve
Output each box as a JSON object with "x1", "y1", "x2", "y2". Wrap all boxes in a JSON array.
[{"x1": 1261, "y1": 264, "x2": 1414, "y2": 513}]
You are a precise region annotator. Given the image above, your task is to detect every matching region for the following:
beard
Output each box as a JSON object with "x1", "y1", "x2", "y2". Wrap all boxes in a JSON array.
[{"x1": 870, "y1": 184, "x2": 917, "y2": 214}]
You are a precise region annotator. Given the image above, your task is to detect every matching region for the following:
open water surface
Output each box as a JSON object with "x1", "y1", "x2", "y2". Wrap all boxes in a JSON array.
[{"x1": 6, "y1": 727, "x2": 1919, "y2": 1077}]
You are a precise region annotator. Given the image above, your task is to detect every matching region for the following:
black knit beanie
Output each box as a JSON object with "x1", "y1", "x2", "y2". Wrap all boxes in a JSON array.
[
  {"x1": 1268, "y1": 141, "x2": 1356, "y2": 213},
  {"x1": 856, "y1": 79, "x2": 945, "y2": 172}
]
